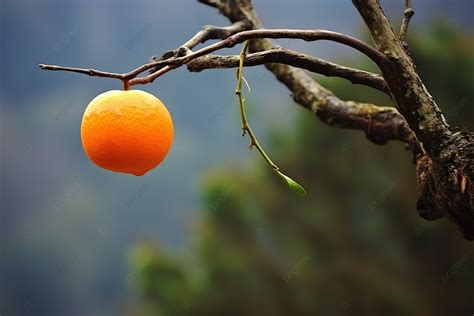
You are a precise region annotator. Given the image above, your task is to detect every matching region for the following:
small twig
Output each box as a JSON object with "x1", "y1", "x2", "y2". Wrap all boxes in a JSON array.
[
  {"x1": 235, "y1": 41, "x2": 306, "y2": 194},
  {"x1": 399, "y1": 0, "x2": 414, "y2": 42},
  {"x1": 38, "y1": 64, "x2": 124, "y2": 79},
  {"x1": 129, "y1": 65, "x2": 175, "y2": 86}
]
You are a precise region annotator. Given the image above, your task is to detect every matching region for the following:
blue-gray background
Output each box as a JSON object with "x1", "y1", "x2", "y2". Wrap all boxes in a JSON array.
[{"x1": 1, "y1": 1, "x2": 473, "y2": 315}]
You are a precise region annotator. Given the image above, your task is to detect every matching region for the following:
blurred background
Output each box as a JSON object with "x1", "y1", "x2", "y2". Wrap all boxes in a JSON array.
[{"x1": 1, "y1": 0, "x2": 473, "y2": 315}]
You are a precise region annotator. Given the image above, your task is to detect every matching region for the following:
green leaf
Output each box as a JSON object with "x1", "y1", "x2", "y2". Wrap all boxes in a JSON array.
[{"x1": 277, "y1": 171, "x2": 307, "y2": 195}]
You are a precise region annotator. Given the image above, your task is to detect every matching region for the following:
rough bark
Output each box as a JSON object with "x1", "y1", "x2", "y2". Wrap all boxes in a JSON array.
[
  {"x1": 416, "y1": 132, "x2": 474, "y2": 239},
  {"x1": 200, "y1": 0, "x2": 473, "y2": 239},
  {"x1": 352, "y1": 0, "x2": 474, "y2": 238},
  {"x1": 196, "y1": 0, "x2": 420, "y2": 150}
]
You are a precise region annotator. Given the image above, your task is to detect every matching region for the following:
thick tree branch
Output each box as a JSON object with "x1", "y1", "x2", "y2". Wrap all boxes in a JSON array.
[
  {"x1": 193, "y1": 0, "x2": 474, "y2": 239},
  {"x1": 352, "y1": 0, "x2": 451, "y2": 158},
  {"x1": 263, "y1": 57, "x2": 419, "y2": 153},
  {"x1": 187, "y1": 49, "x2": 388, "y2": 93},
  {"x1": 353, "y1": 0, "x2": 474, "y2": 239}
]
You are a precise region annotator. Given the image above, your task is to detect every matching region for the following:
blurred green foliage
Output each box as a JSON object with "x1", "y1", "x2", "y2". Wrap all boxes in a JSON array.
[{"x1": 129, "y1": 22, "x2": 474, "y2": 316}]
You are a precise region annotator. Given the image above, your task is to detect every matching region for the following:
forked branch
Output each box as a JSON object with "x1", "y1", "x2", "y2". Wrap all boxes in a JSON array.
[{"x1": 40, "y1": 28, "x2": 387, "y2": 89}]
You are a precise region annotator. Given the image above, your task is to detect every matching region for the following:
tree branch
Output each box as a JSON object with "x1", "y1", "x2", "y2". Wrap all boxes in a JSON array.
[
  {"x1": 41, "y1": 47, "x2": 387, "y2": 95},
  {"x1": 140, "y1": 28, "x2": 386, "y2": 85},
  {"x1": 352, "y1": 0, "x2": 451, "y2": 158},
  {"x1": 132, "y1": 28, "x2": 387, "y2": 86},
  {"x1": 399, "y1": 0, "x2": 414, "y2": 42},
  {"x1": 352, "y1": 0, "x2": 474, "y2": 239},
  {"x1": 39, "y1": 2, "x2": 414, "y2": 152},
  {"x1": 182, "y1": 21, "x2": 248, "y2": 50},
  {"x1": 38, "y1": 64, "x2": 131, "y2": 90},
  {"x1": 197, "y1": 0, "x2": 226, "y2": 11},
  {"x1": 193, "y1": 1, "x2": 420, "y2": 153},
  {"x1": 37, "y1": 2, "x2": 418, "y2": 150},
  {"x1": 197, "y1": 0, "x2": 254, "y2": 23},
  {"x1": 264, "y1": 56, "x2": 420, "y2": 153},
  {"x1": 37, "y1": 0, "x2": 474, "y2": 238},
  {"x1": 40, "y1": 28, "x2": 387, "y2": 91},
  {"x1": 148, "y1": 22, "x2": 249, "y2": 74},
  {"x1": 38, "y1": 64, "x2": 123, "y2": 79},
  {"x1": 187, "y1": 49, "x2": 388, "y2": 93}
]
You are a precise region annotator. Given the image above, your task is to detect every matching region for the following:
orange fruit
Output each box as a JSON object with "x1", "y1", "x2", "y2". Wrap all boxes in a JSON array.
[{"x1": 81, "y1": 90, "x2": 174, "y2": 176}]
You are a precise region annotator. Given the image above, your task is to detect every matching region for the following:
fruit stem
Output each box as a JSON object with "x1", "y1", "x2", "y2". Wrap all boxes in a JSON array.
[{"x1": 123, "y1": 80, "x2": 130, "y2": 91}]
